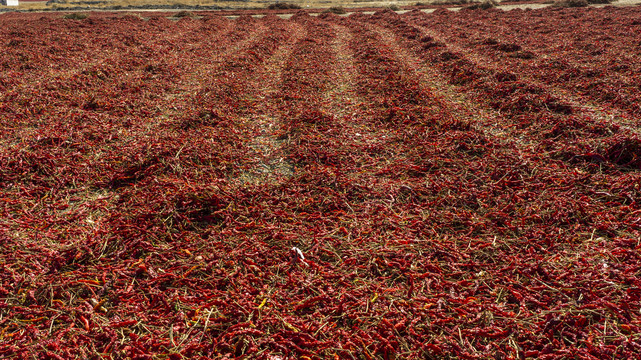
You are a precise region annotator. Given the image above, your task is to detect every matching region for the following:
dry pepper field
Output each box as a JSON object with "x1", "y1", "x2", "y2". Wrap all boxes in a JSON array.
[{"x1": 1, "y1": 6, "x2": 641, "y2": 359}]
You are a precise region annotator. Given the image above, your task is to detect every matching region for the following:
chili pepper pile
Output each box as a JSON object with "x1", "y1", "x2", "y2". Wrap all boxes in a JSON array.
[{"x1": 1, "y1": 7, "x2": 640, "y2": 359}]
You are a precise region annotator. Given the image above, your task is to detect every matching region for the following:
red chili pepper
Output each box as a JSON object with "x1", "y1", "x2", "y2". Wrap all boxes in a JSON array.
[
  {"x1": 110, "y1": 320, "x2": 137, "y2": 328},
  {"x1": 79, "y1": 315, "x2": 90, "y2": 332}
]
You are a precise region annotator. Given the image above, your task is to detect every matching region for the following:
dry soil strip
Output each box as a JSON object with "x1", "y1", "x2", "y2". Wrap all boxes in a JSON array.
[
  {"x1": 362, "y1": 19, "x2": 536, "y2": 150},
  {"x1": 236, "y1": 18, "x2": 307, "y2": 185}
]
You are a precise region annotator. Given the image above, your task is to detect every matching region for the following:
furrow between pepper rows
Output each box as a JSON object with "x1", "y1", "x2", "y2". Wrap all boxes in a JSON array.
[
  {"x1": 0, "y1": 15, "x2": 281, "y2": 258},
  {"x1": 0, "y1": 14, "x2": 263, "y2": 243},
  {"x1": 232, "y1": 16, "x2": 307, "y2": 185},
  {"x1": 0, "y1": 15, "x2": 310, "y2": 358},
  {"x1": 316, "y1": 11, "x2": 641, "y2": 359},
  {"x1": 234, "y1": 13, "x2": 442, "y2": 357},
  {"x1": 401, "y1": 10, "x2": 641, "y2": 146},
  {"x1": 376, "y1": 8, "x2": 641, "y2": 173},
  {"x1": 411, "y1": 7, "x2": 641, "y2": 119}
]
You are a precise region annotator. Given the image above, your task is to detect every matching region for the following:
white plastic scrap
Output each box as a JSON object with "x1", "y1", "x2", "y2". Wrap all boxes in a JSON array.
[{"x1": 291, "y1": 247, "x2": 308, "y2": 267}]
